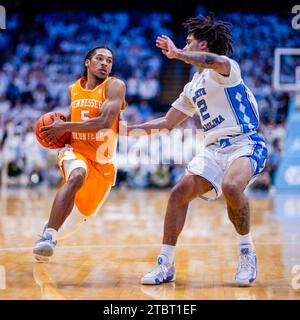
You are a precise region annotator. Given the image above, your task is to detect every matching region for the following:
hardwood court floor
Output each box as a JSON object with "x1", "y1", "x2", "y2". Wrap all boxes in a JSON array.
[{"x1": 0, "y1": 187, "x2": 299, "y2": 300}]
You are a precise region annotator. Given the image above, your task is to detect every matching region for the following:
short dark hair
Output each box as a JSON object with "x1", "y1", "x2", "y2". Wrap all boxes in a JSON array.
[
  {"x1": 183, "y1": 13, "x2": 233, "y2": 56},
  {"x1": 83, "y1": 46, "x2": 114, "y2": 76}
]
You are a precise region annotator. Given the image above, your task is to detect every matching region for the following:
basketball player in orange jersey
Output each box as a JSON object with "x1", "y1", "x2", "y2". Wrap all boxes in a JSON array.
[{"x1": 33, "y1": 46, "x2": 126, "y2": 261}]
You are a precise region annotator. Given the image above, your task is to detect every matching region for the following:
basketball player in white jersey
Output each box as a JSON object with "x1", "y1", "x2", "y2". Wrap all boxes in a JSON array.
[{"x1": 127, "y1": 14, "x2": 268, "y2": 286}]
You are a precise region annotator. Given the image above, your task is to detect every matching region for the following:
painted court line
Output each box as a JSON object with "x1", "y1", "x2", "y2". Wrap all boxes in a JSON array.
[{"x1": 0, "y1": 241, "x2": 299, "y2": 252}]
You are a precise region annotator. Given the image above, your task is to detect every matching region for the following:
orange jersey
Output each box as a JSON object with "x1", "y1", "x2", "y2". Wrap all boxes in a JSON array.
[{"x1": 69, "y1": 76, "x2": 126, "y2": 163}]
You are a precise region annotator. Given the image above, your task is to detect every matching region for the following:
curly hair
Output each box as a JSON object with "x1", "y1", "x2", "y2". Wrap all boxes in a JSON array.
[
  {"x1": 183, "y1": 13, "x2": 233, "y2": 56},
  {"x1": 83, "y1": 46, "x2": 114, "y2": 77}
]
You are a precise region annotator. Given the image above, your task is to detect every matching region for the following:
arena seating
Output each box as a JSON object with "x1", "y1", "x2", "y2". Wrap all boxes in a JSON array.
[{"x1": 1, "y1": 10, "x2": 298, "y2": 190}]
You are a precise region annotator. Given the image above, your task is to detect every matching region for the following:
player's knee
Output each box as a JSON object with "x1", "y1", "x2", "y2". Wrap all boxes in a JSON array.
[
  {"x1": 221, "y1": 180, "x2": 241, "y2": 199},
  {"x1": 67, "y1": 168, "x2": 86, "y2": 191},
  {"x1": 169, "y1": 183, "x2": 189, "y2": 206}
]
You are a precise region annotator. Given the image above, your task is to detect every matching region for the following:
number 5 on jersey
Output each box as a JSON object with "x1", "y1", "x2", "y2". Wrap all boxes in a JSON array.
[{"x1": 81, "y1": 110, "x2": 90, "y2": 120}]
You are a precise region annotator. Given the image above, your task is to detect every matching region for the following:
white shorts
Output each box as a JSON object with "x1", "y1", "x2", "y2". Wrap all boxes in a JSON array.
[{"x1": 187, "y1": 132, "x2": 268, "y2": 201}]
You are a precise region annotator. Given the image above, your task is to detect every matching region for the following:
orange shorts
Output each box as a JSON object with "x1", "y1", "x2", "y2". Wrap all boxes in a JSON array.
[{"x1": 57, "y1": 147, "x2": 116, "y2": 217}]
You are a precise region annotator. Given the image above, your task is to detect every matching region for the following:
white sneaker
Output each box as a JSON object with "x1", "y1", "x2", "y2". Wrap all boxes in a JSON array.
[
  {"x1": 235, "y1": 245, "x2": 257, "y2": 286},
  {"x1": 141, "y1": 255, "x2": 176, "y2": 285},
  {"x1": 33, "y1": 232, "x2": 57, "y2": 262}
]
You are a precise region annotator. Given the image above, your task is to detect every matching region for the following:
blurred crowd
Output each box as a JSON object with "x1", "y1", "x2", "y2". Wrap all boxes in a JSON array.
[
  {"x1": 226, "y1": 11, "x2": 299, "y2": 191},
  {"x1": 0, "y1": 9, "x2": 298, "y2": 191},
  {"x1": 223, "y1": 12, "x2": 299, "y2": 191}
]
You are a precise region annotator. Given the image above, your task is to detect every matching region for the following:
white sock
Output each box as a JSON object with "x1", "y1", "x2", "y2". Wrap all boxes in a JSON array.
[
  {"x1": 237, "y1": 232, "x2": 254, "y2": 247},
  {"x1": 159, "y1": 244, "x2": 175, "y2": 264},
  {"x1": 45, "y1": 228, "x2": 57, "y2": 241}
]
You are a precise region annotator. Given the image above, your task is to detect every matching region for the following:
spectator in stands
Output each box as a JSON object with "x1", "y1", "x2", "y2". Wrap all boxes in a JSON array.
[
  {"x1": 268, "y1": 138, "x2": 282, "y2": 184},
  {"x1": 1, "y1": 9, "x2": 298, "y2": 190}
]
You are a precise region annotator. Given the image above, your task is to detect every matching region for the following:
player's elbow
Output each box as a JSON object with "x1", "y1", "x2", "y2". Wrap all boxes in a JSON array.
[
  {"x1": 165, "y1": 118, "x2": 177, "y2": 130},
  {"x1": 87, "y1": 118, "x2": 110, "y2": 132},
  {"x1": 99, "y1": 119, "x2": 113, "y2": 130},
  {"x1": 215, "y1": 58, "x2": 230, "y2": 75},
  {"x1": 100, "y1": 113, "x2": 119, "y2": 129}
]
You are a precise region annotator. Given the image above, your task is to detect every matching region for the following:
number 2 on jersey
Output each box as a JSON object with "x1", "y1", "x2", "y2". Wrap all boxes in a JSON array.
[{"x1": 197, "y1": 99, "x2": 210, "y2": 121}]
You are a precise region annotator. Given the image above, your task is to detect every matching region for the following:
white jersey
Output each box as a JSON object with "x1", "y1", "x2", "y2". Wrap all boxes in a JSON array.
[{"x1": 172, "y1": 56, "x2": 259, "y2": 146}]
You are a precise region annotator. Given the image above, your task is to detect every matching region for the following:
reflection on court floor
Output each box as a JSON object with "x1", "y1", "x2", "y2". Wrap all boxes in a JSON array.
[{"x1": 0, "y1": 187, "x2": 299, "y2": 299}]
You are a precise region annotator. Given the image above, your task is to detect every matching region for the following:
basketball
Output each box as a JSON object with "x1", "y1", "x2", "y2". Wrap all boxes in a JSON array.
[{"x1": 35, "y1": 112, "x2": 71, "y2": 149}]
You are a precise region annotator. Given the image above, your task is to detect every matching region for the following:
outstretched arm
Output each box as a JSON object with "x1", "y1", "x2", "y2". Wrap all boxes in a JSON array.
[
  {"x1": 126, "y1": 107, "x2": 189, "y2": 136},
  {"x1": 156, "y1": 35, "x2": 230, "y2": 76},
  {"x1": 41, "y1": 79, "x2": 126, "y2": 139}
]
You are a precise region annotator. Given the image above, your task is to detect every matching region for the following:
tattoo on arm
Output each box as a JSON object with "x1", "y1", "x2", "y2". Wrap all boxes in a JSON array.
[
  {"x1": 175, "y1": 50, "x2": 218, "y2": 67},
  {"x1": 174, "y1": 50, "x2": 229, "y2": 73},
  {"x1": 204, "y1": 54, "x2": 216, "y2": 65}
]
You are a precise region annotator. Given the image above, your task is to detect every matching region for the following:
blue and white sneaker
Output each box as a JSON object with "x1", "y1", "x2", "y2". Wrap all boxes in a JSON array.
[
  {"x1": 235, "y1": 245, "x2": 257, "y2": 286},
  {"x1": 33, "y1": 227, "x2": 57, "y2": 262},
  {"x1": 141, "y1": 255, "x2": 176, "y2": 285}
]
